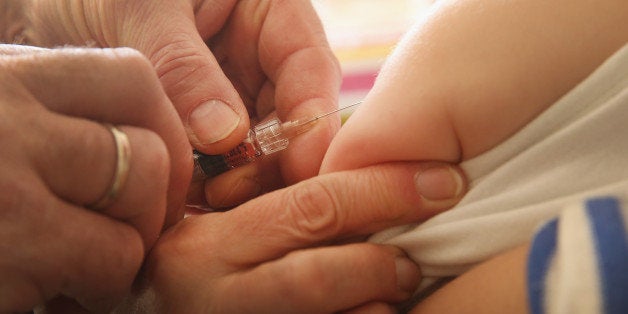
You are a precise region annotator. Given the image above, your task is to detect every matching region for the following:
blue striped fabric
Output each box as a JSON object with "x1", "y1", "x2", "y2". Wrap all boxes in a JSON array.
[
  {"x1": 585, "y1": 198, "x2": 628, "y2": 314},
  {"x1": 527, "y1": 197, "x2": 628, "y2": 314},
  {"x1": 527, "y1": 219, "x2": 558, "y2": 314}
]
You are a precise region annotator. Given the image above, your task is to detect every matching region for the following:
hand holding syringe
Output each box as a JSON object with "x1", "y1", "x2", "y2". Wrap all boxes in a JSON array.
[{"x1": 193, "y1": 101, "x2": 362, "y2": 179}]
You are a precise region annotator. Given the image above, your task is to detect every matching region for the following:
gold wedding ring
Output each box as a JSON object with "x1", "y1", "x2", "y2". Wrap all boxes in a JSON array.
[{"x1": 88, "y1": 124, "x2": 132, "y2": 210}]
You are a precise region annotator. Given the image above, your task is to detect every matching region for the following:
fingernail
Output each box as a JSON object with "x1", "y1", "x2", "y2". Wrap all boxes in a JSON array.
[
  {"x1": 395, "y1": 257, "x2": 421, "y2": 294},
  {"x1": 414, "y1": 166, "x2": 463, "y2": 201},
  {"x1": 189, "y1": 100, "x2": 240, "y2": 144}
]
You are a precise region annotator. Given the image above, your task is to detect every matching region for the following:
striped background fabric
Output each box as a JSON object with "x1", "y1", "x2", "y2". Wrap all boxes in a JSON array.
[{"x1": 528, "y1": 197, "x2": 628, "y2": 314}]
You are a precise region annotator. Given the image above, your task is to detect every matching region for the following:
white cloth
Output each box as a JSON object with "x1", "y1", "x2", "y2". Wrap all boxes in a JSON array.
[{"x1": 370, "y1": 43, "x2": 628, "y2": 287}]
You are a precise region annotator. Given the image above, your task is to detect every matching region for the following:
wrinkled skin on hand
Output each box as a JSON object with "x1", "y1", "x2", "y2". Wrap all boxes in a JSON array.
[
  {"x1": 0, "y1": 45, "x2": 190, "y2": 313},
  {"x1": 122, "y1": 162, "x2": 465, "y2": 313},
  {"x1": 21, "y1": 0, "x2": 342, "y2": 210}
]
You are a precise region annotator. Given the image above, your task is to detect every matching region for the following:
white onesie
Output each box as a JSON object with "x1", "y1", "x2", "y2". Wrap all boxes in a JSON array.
[{"x1": 370, "y1": 43, "x2": 628, "y2": 291}]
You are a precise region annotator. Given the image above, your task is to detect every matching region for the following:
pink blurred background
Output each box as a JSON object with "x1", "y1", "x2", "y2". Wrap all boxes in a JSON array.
[{"x1": 313, "y1": 0, "x2": 434, "y2": 109}]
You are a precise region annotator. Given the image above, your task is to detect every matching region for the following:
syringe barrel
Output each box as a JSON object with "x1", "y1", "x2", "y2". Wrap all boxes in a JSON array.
[
  {"x1": 193, "y1": 117, "x2": 314, "y2": 179},
  {"x1": 193, "y1": 129, "x2": 262, "y2": 178}
]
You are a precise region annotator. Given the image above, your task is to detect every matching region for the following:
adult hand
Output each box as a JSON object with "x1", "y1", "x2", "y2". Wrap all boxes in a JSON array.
[
  {"x1": 121, "y1": 162, "x2": 466, "y2": 313},
  {"x1": 0, "y1": 45, "x2": 190, "y2": 312},
  {"x1": 21, "y1": 0, "x2": 341, "y2": 207}
]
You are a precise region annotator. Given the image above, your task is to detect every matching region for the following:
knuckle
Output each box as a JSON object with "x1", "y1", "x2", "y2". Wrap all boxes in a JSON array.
[
  {"x1": 151, "y1": 38, "x2": 207, "y2": 77},
  {"x1": 144, "y1": 219, "x2": 203, "y2": 277},
  {"x1": 91, "y1": 231, "x2": 144, "y2": 297},
  {"x1": 105, "y1": 128, "x2": 170, "y2": 223},
  {"x1": 107, "y1": 47, "x2": 154, "y2": 76},
  {"x1": 66, "y1": 47, "x2": 158, "y2": 92},
  {"x1": 111, "y1": 229, "x2": 145, "y2": 279},
  {"x1": 103, "y1": 48, "x2": 161, "y2": 88},
  {"x1": 136, "y1": 129, "x2": 170, "y2": 181},
  {"x1": 149, "y1": 39, "x2": 216, "y2": 99},
  {"x1": 0, "y1": 175, "x2": 41, "y2": 223},
  {"x1": 355, "y1": 167, "x2": 407, "y2": 222},
  {"x1": 282, "y1": 179, "x2": 341, "y2": 241},
  {"x1": 105, "y1": 48, "x2": 170, "y2": 110},
  {"x1": 275, "y1": 251, "x2": 332, "y2": 305},
  {"x1": 78, "y1": 225, "x2": 144, "y2": 292}
]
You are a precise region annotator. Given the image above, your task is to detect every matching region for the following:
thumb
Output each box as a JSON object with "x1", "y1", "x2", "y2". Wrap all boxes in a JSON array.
[{"x1": 123, "y1": 3, "x2": 249, "y2": 154}]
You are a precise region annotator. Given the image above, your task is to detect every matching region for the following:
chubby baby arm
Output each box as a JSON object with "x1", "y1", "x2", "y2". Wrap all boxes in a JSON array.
[
  {"x1": 321, "y1": 0, "x2": 628, "y2": 312},
  {"x1": 321, "y1": 0, "x2": 628, "y2": 173}
]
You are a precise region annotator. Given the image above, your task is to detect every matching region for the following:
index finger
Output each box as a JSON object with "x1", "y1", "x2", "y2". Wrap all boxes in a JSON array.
[
  {"x1": 211, "y1": 162, "x2": 465, "y2": 265},
  {"x1": 259, "y1": 0, "x2": 342, "y2": 183}
]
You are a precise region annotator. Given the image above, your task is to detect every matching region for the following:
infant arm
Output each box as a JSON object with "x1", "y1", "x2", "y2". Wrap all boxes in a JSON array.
[{"x1": 322, "y1": 0, "x2": 628, "y2": 173}]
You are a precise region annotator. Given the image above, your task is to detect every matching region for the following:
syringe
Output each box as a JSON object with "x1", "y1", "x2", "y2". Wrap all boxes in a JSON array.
[{"x1": 192, "y1": 101, "x2": 362, "y2": 179}]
